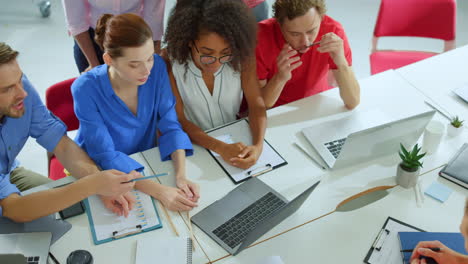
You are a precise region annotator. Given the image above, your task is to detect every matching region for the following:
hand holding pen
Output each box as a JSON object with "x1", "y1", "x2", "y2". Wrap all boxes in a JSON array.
[{"x1": 409, "y1": 241, "x2": 467, "y2": 264}]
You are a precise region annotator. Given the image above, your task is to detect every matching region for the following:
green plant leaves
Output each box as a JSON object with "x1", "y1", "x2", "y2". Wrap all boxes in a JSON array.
[{"x1": 398, "y1": 143, "x2": 426, "y2": 170}]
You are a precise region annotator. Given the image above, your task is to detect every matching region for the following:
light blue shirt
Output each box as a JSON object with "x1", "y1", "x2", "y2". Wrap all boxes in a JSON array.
[
  {"x1": 73, "y1": 55, "x2": 193, "y2": 173},
  {"x1": 0, "y1": 75, "x2": 66, "y2": 216}
]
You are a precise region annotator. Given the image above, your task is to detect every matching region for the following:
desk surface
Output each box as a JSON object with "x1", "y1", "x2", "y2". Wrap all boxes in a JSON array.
[
  {"x1": 41, "y1": 49, "x2": 468, "y2": 264},
  {"x1": 145, "y1": 70, "x2": 468, "y2": 263},
  {"x1": 396, "y1": 45, "x2": 468, "y2": 120}
]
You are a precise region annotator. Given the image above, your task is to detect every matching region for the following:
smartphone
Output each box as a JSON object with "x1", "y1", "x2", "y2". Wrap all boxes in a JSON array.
[
  {"x1": 54, "y1": 183, "x2": 85, "y2": 219},
  {"x1": 59, "y1": 201, "x2": 85, "y2": 219}
]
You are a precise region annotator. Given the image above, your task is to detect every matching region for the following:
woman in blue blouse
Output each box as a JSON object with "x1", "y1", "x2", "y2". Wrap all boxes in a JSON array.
[{"x1": 72, "y1": 13, "x2": 199, "y2": 215}]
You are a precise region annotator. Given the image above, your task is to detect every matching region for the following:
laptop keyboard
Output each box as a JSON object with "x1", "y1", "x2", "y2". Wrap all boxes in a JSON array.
[
  {"x1": 27, "y1": 256, "x2": 40, "y2": 264},
  {"x1": 324, "y1": 138, "x2": 346, "y2": 159},
  {"x1": 212, "y1": 192, "x2": 286, "y2": 249}
]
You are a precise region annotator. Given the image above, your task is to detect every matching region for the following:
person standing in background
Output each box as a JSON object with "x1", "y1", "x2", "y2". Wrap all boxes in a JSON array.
[
  {"x1": 243, "y1": 0, "x2": 270, "y2": 22},
  {"x1": 62, "y1": 0, "x2": 165, "y2": 73}
]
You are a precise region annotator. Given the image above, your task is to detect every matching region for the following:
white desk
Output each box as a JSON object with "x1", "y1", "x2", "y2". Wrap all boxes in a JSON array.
[
  {"x1": 38, "y1": 59, "x2": 468, "y2": 263},
  {"x1": 396, "y1": 45, "x2": 468, "y2": 119},
  {"x1": 144, "y1": 70, "x2": 468, "y2": 263},
  {"x1": 214, "y1": 168, "x2": 467, "y2": 264}
]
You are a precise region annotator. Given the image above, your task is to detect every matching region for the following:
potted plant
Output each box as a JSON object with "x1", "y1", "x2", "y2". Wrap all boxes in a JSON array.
[
  {"x1": 396, "y1": 143, "x2": 426, "y2": 188},
  {"x1": 447, "y1": 116, "x2": 464, "y2": 137}
]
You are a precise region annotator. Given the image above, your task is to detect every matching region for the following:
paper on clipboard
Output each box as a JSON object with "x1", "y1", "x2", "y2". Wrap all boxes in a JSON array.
[
  {"x1": 365, "y1": 217, "x2": 423, "y2": 264},
  {"x1": 207, "y1": 119, "x2": 287, "y2": 184},
  {"x1": 84, "y1": 189, "x2": 162, "y2": 244}
]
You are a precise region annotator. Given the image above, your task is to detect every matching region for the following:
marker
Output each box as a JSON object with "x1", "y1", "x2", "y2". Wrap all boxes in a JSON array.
[{"x1": 122, "y1": 173, "x2": 168, "y2": 183}]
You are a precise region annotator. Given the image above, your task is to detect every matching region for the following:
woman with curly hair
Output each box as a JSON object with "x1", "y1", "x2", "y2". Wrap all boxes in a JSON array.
[{"x1": 164, "y1": 0, "x2": 267, "y2": 170}]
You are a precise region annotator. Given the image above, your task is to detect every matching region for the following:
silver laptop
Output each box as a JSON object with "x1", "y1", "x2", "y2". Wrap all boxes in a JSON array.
[
  {"x1": 192, "y1": 177, "x2": 320, "y2": 255},
  {"x1": 0, "y1": 232, "x2": 52, "y2": 264},
  {"x1": 302, "y1": 109, "x2": 436, "y2": 169}
]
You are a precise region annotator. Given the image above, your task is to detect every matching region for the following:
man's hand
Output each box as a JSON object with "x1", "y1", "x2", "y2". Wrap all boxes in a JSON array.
[
  {"x1": 276, "y1": 44, "x2": 302, "y2": 82},
  {"x1": 89, "y1": 169, "x2": 136, "y2": 197},
  {"x1": 317, "y1": 32, "x2": 347, "y2": 67},
  {"x1": 99, "y1": 191, "x2": 135, "y2": 217}
]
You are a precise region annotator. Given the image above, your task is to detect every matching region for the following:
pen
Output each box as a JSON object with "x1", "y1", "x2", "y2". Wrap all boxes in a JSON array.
[
  {"x1": 122, "y1": 172, "x2": 168, "y2": 183},
  {"x1": 307, "y1": 41, "x2": 321, "y2": 47},
  {"x1": 400, "y1": 247, "x2": 441, "y2": 253},
  {"x1": 293, "y1": 142, "x2": 327, "y2": 170}
]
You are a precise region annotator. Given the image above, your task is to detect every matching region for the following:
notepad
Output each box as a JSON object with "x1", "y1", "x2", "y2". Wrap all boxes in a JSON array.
[
  {"x1": 136, "y1": 236, "x2": 192, "y2": 264},
  {"x1": 207, "y1": 119, "x2": 287, "y2": 184},
  {"x1": 424, "y1": 181, "x2": 452, "y2": 202},
  {"x1": 84, "y1": 190, "x2": 162, "y2": 245}
]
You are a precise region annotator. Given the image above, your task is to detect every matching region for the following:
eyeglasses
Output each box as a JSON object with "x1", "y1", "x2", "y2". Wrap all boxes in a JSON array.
[{"x1": 193, "y1": 43, "x2": 233, "y2": 65}]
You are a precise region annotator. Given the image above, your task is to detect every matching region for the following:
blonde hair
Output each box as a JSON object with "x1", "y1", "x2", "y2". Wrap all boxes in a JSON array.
[
  {"x1": 0, "y1": 42, "x2": 19, "y2": 65},
  {"x1": 273, "y1": 0, "x2": 327, "y2": 24}
]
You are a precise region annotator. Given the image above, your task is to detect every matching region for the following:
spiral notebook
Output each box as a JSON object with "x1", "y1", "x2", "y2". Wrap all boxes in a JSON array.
[
  {"x1": 136, "y1": 236, "x2": 192, "y2": 264},
  {"x1": 84, "y1": 189, "x2": 162, "y2": 245}
]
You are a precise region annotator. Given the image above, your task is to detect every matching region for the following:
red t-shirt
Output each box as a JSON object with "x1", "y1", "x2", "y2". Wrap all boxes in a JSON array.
[{"x1": 256, "y1": 16, "x2": 353, "y2": 107}]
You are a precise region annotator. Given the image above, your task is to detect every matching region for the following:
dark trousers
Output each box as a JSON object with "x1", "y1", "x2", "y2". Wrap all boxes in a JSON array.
[{"x1": 73, "y1": 28, "x2": 104, "y2": 73}]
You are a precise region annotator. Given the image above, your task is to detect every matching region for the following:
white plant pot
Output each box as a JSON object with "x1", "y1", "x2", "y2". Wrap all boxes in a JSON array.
[
  {"x1": 396, "y1": 163, "x2": 420, "y2": 189},
  {"x1": 447, "y1": 125, "x2": 463, "y2": 137}
]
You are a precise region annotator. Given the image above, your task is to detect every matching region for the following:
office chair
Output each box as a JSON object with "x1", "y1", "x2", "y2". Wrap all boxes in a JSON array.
[
  {"x1": 370, "y1": 0, "x2": 456, "y2": 75},
  {"x1": 45, "y1": 78, "x2": 78, "y2": 180},
  {"x1": 31, "y1": 0, "x2": 51, "y2": 17}
]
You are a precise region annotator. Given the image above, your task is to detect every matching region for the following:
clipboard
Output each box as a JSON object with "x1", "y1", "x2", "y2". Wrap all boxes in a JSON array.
[
  {"x1": 206, "y1": 118, "x2": 287, "y2": 184},
  {"x1": 364, "y1": 217, "x2": 424, "y2": 264},
  {"x1": 83, "y1": 189, "x2": 163, "y2": 245}
]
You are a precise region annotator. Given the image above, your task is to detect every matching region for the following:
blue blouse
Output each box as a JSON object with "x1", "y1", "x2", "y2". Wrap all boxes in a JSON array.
[{"x1": 72, "y1": 55, "x2": 193, "y2": 173}]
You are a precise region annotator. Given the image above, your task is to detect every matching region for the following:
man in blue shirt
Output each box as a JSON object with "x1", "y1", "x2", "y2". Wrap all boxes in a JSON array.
[{"x1": 0, "y1": 42, "x2": 136, "y2": 222}]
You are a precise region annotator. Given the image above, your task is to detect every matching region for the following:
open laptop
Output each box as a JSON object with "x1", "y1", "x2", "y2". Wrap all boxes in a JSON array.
[
  {"x1": 302, "y1": 109, "x2": 436, "y2": 169},
  {"x1": 0, "y1": 232, "x2": 52, "y2": 264},
  {"x1": 191, "y1": 177, "x2": 320, "y2": 255}
]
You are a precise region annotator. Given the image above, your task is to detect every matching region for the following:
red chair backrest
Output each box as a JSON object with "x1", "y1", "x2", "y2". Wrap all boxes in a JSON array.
[
  {"x1": 373, "y1": 0, "x2": 456, "y2": 41},
  {"x1": 45, "y1": 78, "x2": 79, "y2": 131}
]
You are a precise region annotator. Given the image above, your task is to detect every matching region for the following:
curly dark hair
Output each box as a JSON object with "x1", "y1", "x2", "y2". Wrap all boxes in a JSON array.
[{"x1": 164, "y1": 0, "x2": 256, "y2": 72}]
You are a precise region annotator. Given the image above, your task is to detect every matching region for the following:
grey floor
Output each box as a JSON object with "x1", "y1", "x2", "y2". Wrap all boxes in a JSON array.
[{"x1": 1, "y1": 0, "x2": 467, "y2": 177}]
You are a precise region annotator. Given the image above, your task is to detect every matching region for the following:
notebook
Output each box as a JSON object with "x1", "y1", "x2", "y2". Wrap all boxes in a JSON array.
[
  {"x1": 84, "y1": 189, "x2": 162, "y2": 245},
  {"x1": 439, "y1": 143, "x2": 468, "y2": 189},
  {"x1": 136, "y1": 236, "x2": 192, "y2": 264},
  {"x1": 398, "y1": 232, "x2": 468, "y2": 264},
  {"x1": 207, "y1": 119, "x2": 287, "y2": 184}
]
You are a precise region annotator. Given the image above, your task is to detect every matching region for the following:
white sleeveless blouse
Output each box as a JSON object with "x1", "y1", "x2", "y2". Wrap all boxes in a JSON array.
[{"x1": 171, "y1": 58, "x2": 243, "y2": 131}]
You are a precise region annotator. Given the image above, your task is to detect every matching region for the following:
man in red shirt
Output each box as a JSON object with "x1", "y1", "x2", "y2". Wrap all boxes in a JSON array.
[{"x1": 256, "y1": 0, "x2": 360, "y2": 109}]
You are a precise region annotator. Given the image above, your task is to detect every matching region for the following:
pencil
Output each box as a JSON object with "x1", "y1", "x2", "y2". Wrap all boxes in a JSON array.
[
  {"x1": 187, "y1": 212, "x2": 196, "y2": 251},
  {"x1": 293, "y1": 142, "x2": 327, "y2": 170},
  {"x1": 161, "y1": 203, "x2": 179, "y2": 237},
  {"x1": 122, "y1": 173, "x2": 168, "y2": 183}
]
